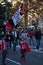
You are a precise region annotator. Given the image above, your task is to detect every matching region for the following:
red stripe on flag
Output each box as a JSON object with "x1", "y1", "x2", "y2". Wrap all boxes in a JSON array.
[
  {"x1": 20, "y1": 4, "x2": 25, "y2": 15},
  {"x1": 6, "y1": 21, "x2": 12, "y2": 30}
]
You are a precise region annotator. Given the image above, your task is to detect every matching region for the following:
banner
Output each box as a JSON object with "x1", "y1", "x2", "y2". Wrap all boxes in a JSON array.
[
  {"x1": 6, "y1": 4, "x2": 24, "y2": 30},
  {"x1": 12, "y1": 7, "x2": 22, "y2": 26}
]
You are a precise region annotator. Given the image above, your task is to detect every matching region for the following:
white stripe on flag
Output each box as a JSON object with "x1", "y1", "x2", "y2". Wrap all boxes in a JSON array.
[{"x1": 12, "y1": 7, "x2": 22, "y2": 26}]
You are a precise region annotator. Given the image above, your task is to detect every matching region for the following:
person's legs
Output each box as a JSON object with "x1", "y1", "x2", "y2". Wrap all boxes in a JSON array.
[
  {"x1": 29, "y1": 37, "x2": 31, "y2": 45},
  {"x1": 21, "y1": 49, "x2": 25, "y2": 59},
  {"x1": 13, "y1": 40, "x2": 16, "y2": 53},
  {"x1": 2, "y1": 51, "x2": 5, "y2": 65},
  {"x1": 39, "y1": 40, "x2": 40, "y2": 45},
  {"x1": 2, "y1": 50, "x2": 7, "y2": 65},
  {"x1": 7, "y1": 41, "x2": 10, "y2": 48},
  {"x1": 20, "y1": 49, "x2": 27, "y2": 62},
  {"x1": 36, "y1": 40, "x2": 39, "y2": 49},
  {"x1": 31, "y1": 37, "x2": 34, "y2": 45},
  {"x1": 23, "y1": 49, "x2": 25, "y2": 59},
  {"x1": 9, "y1": 41, "x2": 11, "y2": 48}
]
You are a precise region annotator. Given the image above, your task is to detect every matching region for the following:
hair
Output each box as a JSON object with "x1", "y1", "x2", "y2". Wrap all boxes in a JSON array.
[{"x1": 2, "y1": 35, "x2": 6, "y2": 39}]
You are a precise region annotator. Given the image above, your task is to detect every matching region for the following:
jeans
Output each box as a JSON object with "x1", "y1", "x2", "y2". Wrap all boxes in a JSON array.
[
  {"x1": 29, "y1": 37, "x2": 34, "y2": 45},
  {"x1": 13, "y1": 41, "x2": 16, "y2": 51},
  {"x1": 6, "y1": 41, "x2": 11, "y2": 48},
  {"x1": 36, "y1": 40, "x2": 40, "y2": 49}
]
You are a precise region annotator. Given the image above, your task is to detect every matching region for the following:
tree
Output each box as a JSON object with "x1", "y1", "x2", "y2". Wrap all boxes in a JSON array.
[
  {"x1": 0, "y1": 4, "x2": 5, "y2": 25},
  {"x1": 0, "y1": 0, "x2": 12, "y2": 31}
]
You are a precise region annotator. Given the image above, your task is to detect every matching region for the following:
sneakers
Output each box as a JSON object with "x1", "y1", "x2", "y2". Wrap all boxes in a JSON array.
[
  {"x1": 23, "y1": 59, "x2": 27, "y2": 62},
  {"x1": 13, "y1": 51, "x2": 17, "y2": 54},
  {"x1": 20, "y1": 58, "x2": 27, "y2": 62},
  {"x1": 20, "y1": 58, "x2": 24, "y2": 61},
  {"x1": 2, "y1": 63, "x2": 6, "y2": 65}
]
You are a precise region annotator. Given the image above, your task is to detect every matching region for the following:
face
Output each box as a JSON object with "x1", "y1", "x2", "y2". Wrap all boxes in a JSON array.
[
  {"x1": 22, "y1": 38, "x2": 26, "y2": 42},
  {"x1": 2, "y1": 36, "x2": 6, "y2": 40}
]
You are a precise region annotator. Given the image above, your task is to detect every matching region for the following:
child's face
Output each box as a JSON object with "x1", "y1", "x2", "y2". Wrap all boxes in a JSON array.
[
  {"x1": 22, "y1": 38, "x2": 26, "y2": 42},
  {"x1": 2, "y1": 37, "x2": 6, "y2": 40}
]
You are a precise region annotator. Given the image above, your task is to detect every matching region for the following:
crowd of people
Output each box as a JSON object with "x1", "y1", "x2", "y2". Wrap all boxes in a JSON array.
[{"x1": 0, "y1": 27, "x2": 42, "y2": 65}]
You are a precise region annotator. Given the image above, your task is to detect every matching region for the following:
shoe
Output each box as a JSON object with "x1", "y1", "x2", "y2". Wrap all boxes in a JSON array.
[
  {"x1": 2, "y1": 63, "x2": 6, "y2": 65},
  {"x1": 4, "y1": 64, "x2": 6, "y2": 65},
  {"x1": 20, "y1": 58, "x2": 24, "y2": 61},
  {"x1": 14, "y1": 51, "x2": 17, "y2": 54},
  {"x1": 23, "y1": 59, "x2": 27, "y2": 62}
]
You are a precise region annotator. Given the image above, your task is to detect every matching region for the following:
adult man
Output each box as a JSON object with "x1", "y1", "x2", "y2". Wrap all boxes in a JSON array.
[{"x1": 35, "y1": 28, "x2": 41, "y2": 50}]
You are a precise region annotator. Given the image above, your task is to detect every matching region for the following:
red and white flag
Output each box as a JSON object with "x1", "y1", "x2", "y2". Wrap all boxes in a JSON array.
[{"x1": 6, "y1": 4, "x2": 25, "y2": 30}]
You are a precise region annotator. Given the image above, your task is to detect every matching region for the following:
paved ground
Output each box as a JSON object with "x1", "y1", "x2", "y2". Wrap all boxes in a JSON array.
[
  {"x1": 0, "y1": 36, "x2": 43, "y2": 65},
  {"x1": 0, "y1": 45, "x2": 43, "y2": 65}
]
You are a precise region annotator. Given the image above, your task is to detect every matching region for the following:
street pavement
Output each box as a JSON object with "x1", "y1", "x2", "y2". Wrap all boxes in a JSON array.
[
  {"x1": 0, "y1": 36, "x2": 43, "y2": 65},
  {"x1": 0, "y1": 45, "x2": 43, "y2": 65}
]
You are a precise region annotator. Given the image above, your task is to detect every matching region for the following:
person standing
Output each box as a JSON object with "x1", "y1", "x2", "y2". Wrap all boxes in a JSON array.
[
  {"x1": 1, "y1": 35, "x2": 8, "y2": 65},
  {"x1": 6, "y1": 31, "x2": 12, "y2": 48},
  {"x1": 13, "y1": 29, "x2": 17, "y2": 53},
  {"x1": 20, "y1": 38, "x2": 30, "y2": 62},
  {"x1": 28, "y1": 30, "x2": 34, "y2": 45},
  {"x1": 35, "y1": 28, "x2": 41, "y2": 50}
]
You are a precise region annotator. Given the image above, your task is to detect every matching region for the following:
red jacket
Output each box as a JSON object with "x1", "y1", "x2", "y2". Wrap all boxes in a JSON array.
[
  {"x1": 1, "y1": 40, "x2": 7, "y2": 51},
  {"x1": 20, "y1": 41, "x2": 31, "y2": 53},
  {"x1": 20, "y1": 41, "x2": 26, "y2": 49},
  {"x1": 29, "y1": 32, "x2": 34, "y2": 37}
]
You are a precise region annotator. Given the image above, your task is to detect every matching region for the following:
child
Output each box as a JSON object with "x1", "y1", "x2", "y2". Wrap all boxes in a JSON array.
[
  {"x1": 1, "y1": 35, "x2": 8, "y2": 65},
  {"x1": 20, "y1": 38, "x2": 30, "y2": 62}
]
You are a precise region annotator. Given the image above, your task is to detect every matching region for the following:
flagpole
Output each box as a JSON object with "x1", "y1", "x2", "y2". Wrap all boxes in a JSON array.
[
  {"x1": 5, "y1": 2, "x2": 7, "y2": 22},
  {"x1": 5, "y1": 2, "x2": 8, "y2": 31}
]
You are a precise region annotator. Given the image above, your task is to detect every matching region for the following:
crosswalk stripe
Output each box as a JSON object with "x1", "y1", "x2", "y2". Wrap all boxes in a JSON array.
[
  {"x1": 31, "y1": 49, "x2": 43, "y2": 54},
  {"x1": 6, "y1": 58, "x2": 21, "y2": 65}
]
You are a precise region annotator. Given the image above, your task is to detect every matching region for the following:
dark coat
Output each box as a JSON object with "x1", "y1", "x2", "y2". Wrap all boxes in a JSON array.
[
  {"x1": 35, "y1": 30, "x2": 41, "y2": 40},
  {"x1": 6, "y1": 34, "x2": 13, "y2": 42}
]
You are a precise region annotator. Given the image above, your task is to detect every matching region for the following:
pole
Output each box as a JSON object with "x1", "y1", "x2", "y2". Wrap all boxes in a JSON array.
[
  {"x1": 5, "y1": 2, "x2": 7, "y2": 21},
  {"x1": 23, "y1": 0, "x2": 28, "y2": 29}
]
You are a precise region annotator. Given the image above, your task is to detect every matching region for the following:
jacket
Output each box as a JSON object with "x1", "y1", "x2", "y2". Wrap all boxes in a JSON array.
[
  {"x1": 20, "y1": 41, "x2": 31, "y2": 53},
  {"x1": 1, "y1": 39, "x2": 7, "y2": 51}
]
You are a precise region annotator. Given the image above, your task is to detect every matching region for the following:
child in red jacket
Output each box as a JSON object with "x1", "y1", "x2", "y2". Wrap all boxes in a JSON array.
[
  {"x1": 1, "y1": 35, "x2": 7, "y2": 65},
  {"x1": 20, "y1": 38, "x2": 30, "y2": 62}
]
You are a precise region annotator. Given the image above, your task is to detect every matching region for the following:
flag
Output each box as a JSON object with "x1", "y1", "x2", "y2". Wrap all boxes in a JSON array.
[
  {"x1": 20, "y1": 4, "x2": 25, "y2": 15},
  {"x1": 6, "y1": 21, "x2": 12, "y2": 30},
  {"x1": 12, "y1": 7, "x2": 21, "y2": 26},
  {"x1": 6, "y1": 19, "x2": 14, "y2": 30},
  {"x1": 6, "y1": 4, "x2": 25, "y2": 30},
  {"x1": 12, "y1": 4, "x2": 25, "y2": 26}
]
